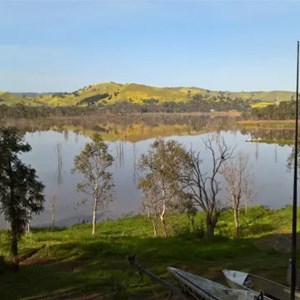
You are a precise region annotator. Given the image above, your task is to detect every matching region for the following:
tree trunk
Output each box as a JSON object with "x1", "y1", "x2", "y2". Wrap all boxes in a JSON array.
[
  {"x1": 26, "y1": 210, "x2": 32, "y2": 235},
  {"x1": 10, "y1": 229, "x2": 19, "y2": 271},
  {"x1": 189, "y1": 215, "x2": 195, "y2": 233},
  {"x1": 206, "y1": 215, "x2": 217, "y2": 237},
  {"x1": 160, "y1": 203, "x2": 167, "y2": 237},
  {"x1": 92, "y1": 198, "x2": 97, "y2": 235},
  {"x1": 233, "y1": 207, "x2": 240, "y2": 238},
  {"x1": 11, "y1": 232, "x2": 18, "y2": 257},
  {"x1": 26, "y1": 220, "x2": 31, "y2": 235},
  {"x1": 151, "y1": 218, "x2": 157, "y2": 237}
]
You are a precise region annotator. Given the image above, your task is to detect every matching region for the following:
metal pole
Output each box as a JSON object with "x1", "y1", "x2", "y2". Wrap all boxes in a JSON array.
[{"x1": 291, "y1": 40, "x2": 299, "y2": 300}]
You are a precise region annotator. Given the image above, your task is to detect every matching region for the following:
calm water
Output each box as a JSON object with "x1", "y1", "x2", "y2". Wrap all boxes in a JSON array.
[{"x1": 0, "y1": 130, "x2": 295, "y2": 227}]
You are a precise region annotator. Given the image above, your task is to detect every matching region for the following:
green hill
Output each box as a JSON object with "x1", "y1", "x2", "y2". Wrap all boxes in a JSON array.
[{"x1": 0, "y1": 82, "x2": 295, "y2": 107}]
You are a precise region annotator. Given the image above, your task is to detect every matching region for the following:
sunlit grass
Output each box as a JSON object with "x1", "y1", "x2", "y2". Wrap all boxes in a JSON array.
[
  {"x1": 0, "y1": 206, "x2": 298, "y2": 299},
  {"x1": 251, "y1": 102, "x2": 274, "y2": 108}
]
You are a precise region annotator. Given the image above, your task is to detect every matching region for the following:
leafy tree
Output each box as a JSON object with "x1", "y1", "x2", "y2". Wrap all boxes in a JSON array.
[
  {"x1": 138, "y1": 139, "x2": 190, "y2": 237},
  {"x1": 0, "y1": 127, "x2": 44, "y2": 268},
  {"x1": 73, "y1": 134, "x2": 114, "y2": 235}
]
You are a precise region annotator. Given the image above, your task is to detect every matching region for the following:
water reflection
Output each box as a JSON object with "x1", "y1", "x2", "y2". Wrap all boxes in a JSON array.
[
  {"x1": 0, "y1": 129, "x2": 296, "y2": 228},
  {"x1": 0, "y1": 113, "x2": 238, "y2": 142},
  {"x1": 55, "y1": 142, "x2": 63, "y2": 185},
  {"x1": 240, "y1": 127, "x2": 294, "y2": 145}
]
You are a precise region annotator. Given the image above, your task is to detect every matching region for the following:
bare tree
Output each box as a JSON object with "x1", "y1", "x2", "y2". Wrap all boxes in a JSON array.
[
  {"x1": 138, "y1": 139, "x2": 190, "y2": 237},
  {"x1": 116, "y1": 140, "x2": 125, "y2": 167},
  {"x1": 132, "y1": 143, "x2": 138, "y2": 183},
  {"x1": 222, "y1": 152, "x2": 254, "y2": 237},
  {"x1": 73, "y1": 134, "x2": 114, "y2": 235},
  {"x1": 181, "y1": 135, "x2": 233, "y2": 237},
  {"x1": 287, "y1": 145, "x2": 300, "y2": 172}
]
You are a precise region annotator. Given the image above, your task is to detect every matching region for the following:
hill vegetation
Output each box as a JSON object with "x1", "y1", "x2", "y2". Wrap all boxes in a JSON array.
[
  {"x1": 0, "y1": 82, "x2": 294, "y2": 108},
  {"x1": 243, "y1": 100, "x2": 296, "y2": 120}
]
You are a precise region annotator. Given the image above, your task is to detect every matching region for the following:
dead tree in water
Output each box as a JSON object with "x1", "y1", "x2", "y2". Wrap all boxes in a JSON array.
[
  {"x1": 50, "y1": 193, "x2": 56, "y2": 230},
  {"x1": 56, "y1": 142, "x2": 63, "y2": 185}
]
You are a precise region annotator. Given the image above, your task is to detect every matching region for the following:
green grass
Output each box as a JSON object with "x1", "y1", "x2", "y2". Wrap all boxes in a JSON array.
[{"x1": 0, "y1": 207, "x2": 299, "y2": 299}]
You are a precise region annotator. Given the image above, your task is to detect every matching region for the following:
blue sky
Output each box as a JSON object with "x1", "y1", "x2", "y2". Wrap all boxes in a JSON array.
[{"x1": 1, "y1": 0, "x2": 300, "y2": 92}]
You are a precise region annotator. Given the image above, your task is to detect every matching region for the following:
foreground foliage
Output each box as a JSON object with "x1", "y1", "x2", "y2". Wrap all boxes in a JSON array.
[
  {"x1": 0, "y1": 128, "x2": 44, "y2": 268},
  {"x1": 0, "y1": 206, "x2": 299, "y2": 300}
]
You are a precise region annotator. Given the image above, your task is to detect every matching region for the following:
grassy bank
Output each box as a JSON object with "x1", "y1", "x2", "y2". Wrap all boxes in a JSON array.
[
  {"x1": 238, "y1": 119, "x2": 295, "y2": 144},
  {"x1": 0, "y1": 206, "x2": 299, "y2": 299},
  {"x1": 238, "y1": 119, "x2": 295, "y2": 129}
]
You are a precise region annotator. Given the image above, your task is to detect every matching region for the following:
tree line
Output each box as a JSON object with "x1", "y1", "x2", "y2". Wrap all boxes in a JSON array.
[
  {"x1": 0, "y1": 104, "x2": 97, "y2": 119},
  {"x1": 138, "y1": 137, "x2": 253, "y2": 238},
  {"x1": 0, "y1": 93, "x2": 254, "y2": 119},
  {"x1": 243, "y1": 100, "x2": 296, "y2": 120}
]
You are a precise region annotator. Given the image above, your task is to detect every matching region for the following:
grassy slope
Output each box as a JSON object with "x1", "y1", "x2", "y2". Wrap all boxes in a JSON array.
[
  {"x1": 0, "y1": 206, "x2": 299, "y2": 299},
  {"x1": 0, "y1": 82, "x2": 294, "y2": 107},
  {"x1": 0, "y1": 93, "x2": 34, "y2": 106},
  {"x1": 232, "y1": 91, "x2": 293, "y2": 102}
]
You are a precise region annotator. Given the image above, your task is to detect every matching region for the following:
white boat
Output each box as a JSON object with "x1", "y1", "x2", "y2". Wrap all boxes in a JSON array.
[
  {"x1": 168, "y1": 267, "x2": 269, "y2": 300},
  {"x1": 223, "y1": 269, "x2": 300, "y2": 300}
]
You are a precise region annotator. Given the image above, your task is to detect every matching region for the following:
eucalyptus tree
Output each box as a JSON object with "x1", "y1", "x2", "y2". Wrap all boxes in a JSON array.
[
  {"x1": 222, "y1": 152, "x2": 253, "y2": 237},
  {"x1": 138, "y1": 139, "x2": 190, "y2": 237},
  {"x1": 73, "y1": 134, "x2": 114, "y2": 235},
  {"x1": 140, "y1": 186, "x2": 161, "y2": 237},
  {"x1": 0, "y1": 127, "x2": 44, "y2": 268},
  {"x1": 181, "y1": 136, "x2": 233, "y2": 237}
]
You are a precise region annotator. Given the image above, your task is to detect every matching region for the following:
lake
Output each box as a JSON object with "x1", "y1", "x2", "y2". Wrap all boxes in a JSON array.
[{"x1": 0, "y1": 129, "x2": 295, "y2": 227}]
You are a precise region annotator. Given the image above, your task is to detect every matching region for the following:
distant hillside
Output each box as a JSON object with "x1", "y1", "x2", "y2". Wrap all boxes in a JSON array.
[
  {"x1": 0, "y1": 82, "x2": 295, "y2": 107},
  {"x1": 11, "y1": 92, "x2": 59, "y2": 97}
]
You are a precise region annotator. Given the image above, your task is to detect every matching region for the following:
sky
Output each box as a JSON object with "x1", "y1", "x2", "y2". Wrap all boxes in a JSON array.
[{"x1": 1, "y1": 0, "x2": 300, "y2": 93}]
